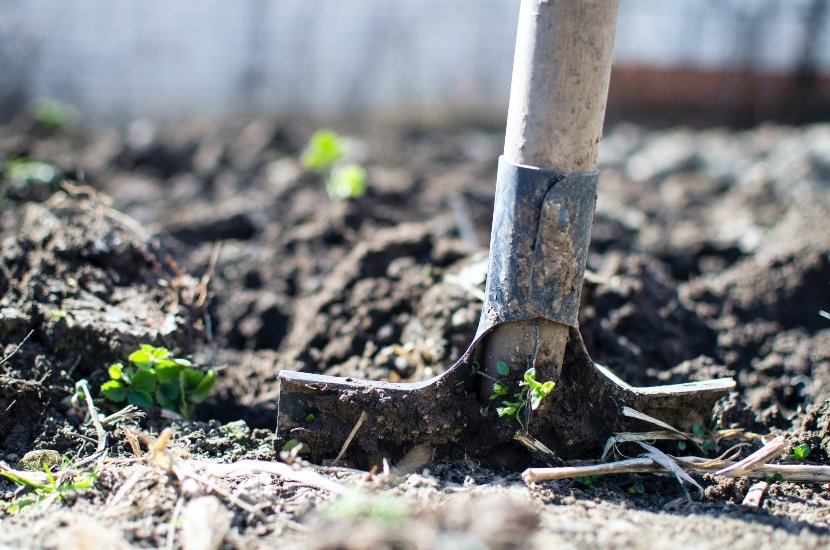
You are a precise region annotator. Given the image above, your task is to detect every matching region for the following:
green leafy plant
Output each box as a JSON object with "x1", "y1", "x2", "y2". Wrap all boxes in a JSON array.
[
  {"x1": 325, "y1": 493, "x2": 410, "y2": 523},
  {"x1": 4, "y1": 157, "x2": 62, "y2": 190},
  {"x1": 1, "y1": 463, "x2": 96, "y2": 514},
  {"x1": 765, "y1": 471, "x2": 785, "y2": 484},
  {"x1": 301, "y1": 130, "x2": 345, "y2": 171},
  {"x1": 301, "y1": 130, "x2": 368, "y2": 201},
  {"x1": 326, "y1": 164, "x2": 367, "y2": 200},
  {"x1": 32, "y1": 99, "x2": 77, "y2": 131},
  {"x1": 790, "y1": 443, "x2": 811, "y2": 461},
  {"x1": 281, "y1": 439, "x2": 309, "y2": 454},
  {"x1": 101, "y1": 344, "x2": 215, "y2": 419},
  {"x1": 626, "y1": 474, "x2": 646, "y2": 494},
  {"x1": 491, "y1": 380, "x2": 509, "y2": 398},
  {"x1": 691, "y1": 424, "x2": 716, "y2": 454},
  {"x1": 495, "y1": 367, "x2": 555, "y2": 430},
  {"x1": 577, "y1": 475, "x2": 598, "y2": 489}
]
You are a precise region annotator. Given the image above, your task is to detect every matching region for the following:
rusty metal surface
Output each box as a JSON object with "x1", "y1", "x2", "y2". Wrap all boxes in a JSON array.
[
  {"x1": 278, "y1": 328, "x2": 734, "y2": 464},
  {"x1": 478, "y1": 158, "x2": 598, "y2": 333}
]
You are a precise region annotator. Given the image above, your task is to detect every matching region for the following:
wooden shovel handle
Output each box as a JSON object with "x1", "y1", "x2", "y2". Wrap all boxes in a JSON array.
[
  {"x1": 483, "y1": 0, "x2": 619, "y2": 384},
  {"x1": 504, "y1": 0, "x2": 619, "y2": 173}
]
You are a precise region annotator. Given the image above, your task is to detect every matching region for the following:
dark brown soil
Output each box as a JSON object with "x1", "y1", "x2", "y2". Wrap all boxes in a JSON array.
[{"x1": 1, "y1": 116, "x2": 829, "y2": 547}]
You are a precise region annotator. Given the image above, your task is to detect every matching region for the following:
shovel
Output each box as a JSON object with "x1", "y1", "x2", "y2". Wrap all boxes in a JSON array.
[{"x1": 277, "y1": 0, "x2": 734, "y2": 465}]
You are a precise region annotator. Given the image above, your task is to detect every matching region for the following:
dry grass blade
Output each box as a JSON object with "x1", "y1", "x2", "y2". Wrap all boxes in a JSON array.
[
  {"x1": 0, "y1": 330, "x2": 34, "y2": 366},
  {"x1": 715, "y1": 436, "x2": 787, "y2": 477},
  {"x1": 621, "y1": 406, "x2": 689, "y2": 437},
  {"x1": 637, "y1": 442, "x2": 702, "y2": 501},
  {"x1": 514, "y1": 432, "x2": 558, "y2": 459},
  {"x1": 0, "y1": 462, "x2": 50, "y2": 485},
  {"x1": 75, "y1": 380, "x2": 107, "y2": 460},
  {"x1": 332, "y1": 411, "x2": 368, "y2": 466},
  {"x1": 602, "y1": 431, "x2": 686, "y2": 460}
]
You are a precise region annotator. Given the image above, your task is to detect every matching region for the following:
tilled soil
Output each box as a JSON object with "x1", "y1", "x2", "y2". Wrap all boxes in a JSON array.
[{"x1": 0, "y1": 116, "x2": 829, "y2": 548}]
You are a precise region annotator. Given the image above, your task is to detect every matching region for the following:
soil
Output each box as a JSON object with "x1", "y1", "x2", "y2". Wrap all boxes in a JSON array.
[{"x1": 0, "y1": 115, "x2": 829, "y2": 548}]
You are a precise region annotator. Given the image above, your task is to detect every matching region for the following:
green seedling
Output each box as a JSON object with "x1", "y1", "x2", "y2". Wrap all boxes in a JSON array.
[
  {"x1": 495, "y1": 367, "x2": 555, "y2": 430},
  {"x1": 577, "y1": 475, "x2": 598, "y2": 489},
  {"x1": 49, "y1": 310, "x2": 67, "y2": 321},
  {"x1": 325, "y1": 493, "x2": 410, "y2": 523},
  {"x1": 32, "y1": 99, "x2": 77, "y2": 131},
  {"x1": 765, "y1": 471, "x2": 785, "y2": 484},
  {"x1": 301, "y1": 129, "x2": 345, "y2": 171},
  {"x1": 101, "y1": 344, "x2": 215, "y2": 419},
  {"x1": 626, "y1": 474, "x2": 646, "y2": 494},
  {"x1": 491, "y1": 380, "x2": 509, "y2": 398},
  {"x1": 691, "y1": 424, "x2": 716, "y2": 454},
  {"x1": 790, "y1": 443, "x2": 811, "y2": 461},
  {"x1": 281, "y1": 439, "x2": 308, "y2": 454},
  {"x1": 1, "y1": 463, "x2": 96, "y2": 514},
  {"x1": 301, "y1": 130, "x2": 368, "y2": 201},
  {"x1": 326, "y1": 164, "x2": 367, "y2": 200},
  {"x1": 4, "y1": 157, "x2": 62, "y2": 190}
]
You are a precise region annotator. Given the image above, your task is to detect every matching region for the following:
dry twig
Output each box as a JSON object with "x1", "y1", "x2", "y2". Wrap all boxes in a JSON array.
[
  {"x1": 74, "y1": 380, "x2": 108, "y2": 466},
  {"x1": 715, "y1": 436, "x2": 787, "y2": 477},
  {"x1": 523, "y1": 456, "x2": 830, "y2": 484},
  {"x1": 332, "y1": 411, "x2": 368, "y2": 466},
  {"x1": 0, "y1": 330, "x2": 34, "y2": 366}
]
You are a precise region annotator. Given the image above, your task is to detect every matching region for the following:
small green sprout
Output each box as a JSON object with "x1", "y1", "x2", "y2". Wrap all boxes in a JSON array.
[
  {"x1": 790, "y1": 443, "x2": 811, "y2": 461},
  {"x1": 1, "y1": 463, "x2": 96, "y2": 514},
  {"x1": 626, "y1": 474, "x2": 646, "y2": 494},
  {"x1": 301, "y1": 130, "x2": 345, "y2": 171},
  {"x1": 496, "y1": 361, "x2": 510, "y2": 377},
  {"x1": 691, "y1": 424, "x2": 716, "y2": 454},
  {"x1": 765, "y1": 472, "x2": 785, "y2": 484},
  {"x1": 101, "y1": 344, "x2": 215, "y2": 419},
  {"x1": 305, "y1": 413, "x2": 317, "y2": 423},
  {"x1": 325, "y1": 493, "x2": 410, "y2": 523},
  {"x1": 301, "y1": 130, "x2": 368, "y2": 201},
  {"x1": 282, "y1": 439, "x2": 308, "y2": 454},
  {"x1": 491, "y1": 380, "x2": 508, "y2": 399},
  {"x1": 326, "y1": 164, "x2": 367, "y2": 200},
  {"x1": 677, "y1": 440, "x2": 687, "y2": 451},
  {"x1": 4, "y1": 157, "x2": 62, "y2": 190},
  {"x1": 49, "y1": 310, "x2": 67, "y2": 320},
  {"x1": 495, "y1": 367, "x2": 555, "y2": 430},
  {"x1": 32, "y1": 99, "x2": 77, "y2": 131},
  {"x1": 523, "y1": 368, "x2": 555, "y2": 410},
  {"x1": 577, "y1": 475, "x2": 598, "y2": 489}
]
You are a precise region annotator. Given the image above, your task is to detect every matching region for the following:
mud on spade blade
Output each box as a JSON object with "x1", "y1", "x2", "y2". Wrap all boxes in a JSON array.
[{"x1": 276, "y1": 159, "x2": 735, "y2": 467}]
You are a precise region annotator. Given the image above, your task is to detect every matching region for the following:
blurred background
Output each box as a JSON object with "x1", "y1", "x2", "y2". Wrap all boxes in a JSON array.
[{"x1": 1, "y1": 0, "x2": 829, "y2": 127}]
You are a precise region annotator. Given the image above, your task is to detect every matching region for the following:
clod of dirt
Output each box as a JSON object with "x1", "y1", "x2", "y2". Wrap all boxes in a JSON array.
[
  {"x1": 579, "y1": 253, "x2": 718, "y2": 386},
  {"x1": 0, "y1": 196, "x2": 204, "y2": 455}
]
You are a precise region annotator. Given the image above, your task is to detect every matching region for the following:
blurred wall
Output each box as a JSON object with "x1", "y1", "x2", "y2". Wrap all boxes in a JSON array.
[{"x1": 2, "y1": 0, "x2": 829, "y2": 125}]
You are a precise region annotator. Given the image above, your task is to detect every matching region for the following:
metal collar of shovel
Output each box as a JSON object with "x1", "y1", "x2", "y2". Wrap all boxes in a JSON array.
[{"x1": 276, "y1": 158, "x2": 735, "y2": 466}]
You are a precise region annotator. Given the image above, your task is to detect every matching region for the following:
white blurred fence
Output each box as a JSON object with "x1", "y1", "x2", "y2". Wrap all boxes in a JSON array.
[{"x1": 1, "y1": 0, "x2": 828, "y2": 123}]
